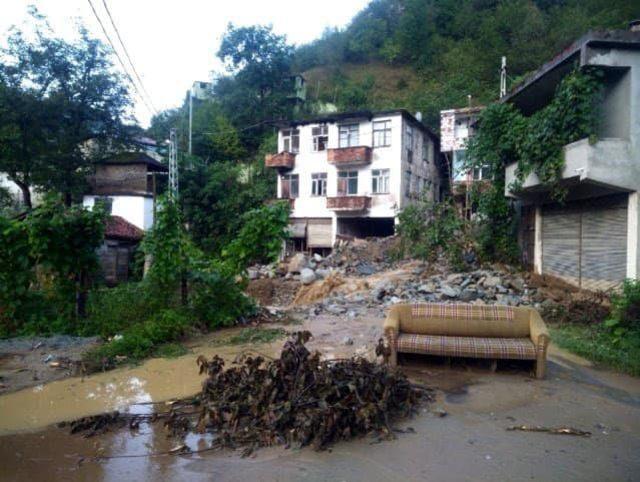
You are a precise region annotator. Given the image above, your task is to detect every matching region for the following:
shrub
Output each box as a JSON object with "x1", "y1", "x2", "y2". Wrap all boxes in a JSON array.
[{"x1": 606, "y1": 279, "x2": 640, "y2": 334}]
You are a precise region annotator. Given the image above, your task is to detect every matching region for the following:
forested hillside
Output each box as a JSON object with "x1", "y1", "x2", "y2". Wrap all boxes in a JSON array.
[{"x1": 294, "y1": 0, "x2": 636, "y2": 129}]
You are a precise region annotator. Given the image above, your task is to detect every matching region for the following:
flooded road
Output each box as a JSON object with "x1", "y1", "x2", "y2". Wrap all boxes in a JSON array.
[{"x1": 2, "y1": 311, "x2": 640, "y2": 481}]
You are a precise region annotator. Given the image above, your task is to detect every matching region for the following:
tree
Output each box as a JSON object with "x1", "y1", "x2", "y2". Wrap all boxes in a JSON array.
[
  {"x1": 0, "y1": 11, "x2": 132, "y2": 206},
  {"x1": 215, "y1": 24, "x2": 294, "y2": 149}
]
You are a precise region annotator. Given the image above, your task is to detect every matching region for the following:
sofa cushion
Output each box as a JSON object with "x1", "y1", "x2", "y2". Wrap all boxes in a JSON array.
[
  {"x1": 396, "y1": 333, "x2": 537, "y2": 360},
  {"x1": 401, "y1": 303, "x2": 530, "y2": 338}
]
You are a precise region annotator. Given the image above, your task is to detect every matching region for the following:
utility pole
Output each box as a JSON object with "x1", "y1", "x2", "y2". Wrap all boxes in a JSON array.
[
  {"x1": 500, "y1": 56, "x2": 507, "y2": 99},
  {"x1": 169, "y1": 128, "x2": 179, "y2": 199},
  {"x1": 188, "y1": 86, "x2": 193, "y2": 155}
]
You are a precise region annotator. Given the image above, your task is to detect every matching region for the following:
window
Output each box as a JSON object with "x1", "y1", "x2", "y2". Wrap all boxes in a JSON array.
[
  {"x1": 281, "y1": 174, "x2": 299, "y2": 198},
  {"x1": 422, "y1": 138, "x2": 433, "y2": 164},
  {"x1": 282, "y1": 129, "x2": 299, "y2": 153},
  {"x1": 453, "y1": 150, "x2": 467, "y2": 181},
  {"x1": 405, "y1": 125, "x2": 414, "y2": 163},
  {"x1": 371, "y1": 169, "x2": 390, "y2": 194},
  {"x1": 312, "y1": 125, "x2": 328, "y2": 151},
  {"x1": 404, "y1": 171, "x2": 412, "y2": 197},
  {"x1": 311, "y1": 173, "x2": 327, "y2": 196},
  {"x1": 95, "y1": 196, "x2": 113, "y2": 214},
  {"x1": 373, "y1": 120, "x2": 391, "y2": 147},
  {"x1": 339, "y1": 124, "x2": 359, "y2": 148},
  {"x1": 338, "y1": 171, "x2": 358, "y2": 196}
]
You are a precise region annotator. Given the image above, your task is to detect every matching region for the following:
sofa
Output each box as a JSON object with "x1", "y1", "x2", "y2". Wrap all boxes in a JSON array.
[{"x1": 383, "y1": 303, "x2": 550, "y2": 378}]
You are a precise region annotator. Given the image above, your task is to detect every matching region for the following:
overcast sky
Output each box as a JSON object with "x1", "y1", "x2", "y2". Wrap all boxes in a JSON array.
[{"x1": 1, "y1": 0, "x2": 370, "y2": 127}]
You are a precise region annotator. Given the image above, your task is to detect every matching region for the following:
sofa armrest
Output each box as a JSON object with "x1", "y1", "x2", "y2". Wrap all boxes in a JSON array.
[
  {"x1": 383, "y1": 305, "x2": 401, "y2": 366},
  {"x1": 529, "y1": 309, "x2": 550, "y2": 348}
]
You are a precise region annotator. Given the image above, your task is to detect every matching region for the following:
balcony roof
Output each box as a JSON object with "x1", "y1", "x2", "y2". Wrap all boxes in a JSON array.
[
  {"x1": 98, "y1": 151, "x2": 168, "y2": 172},
  {"x1": 502, "y1": 30, "x2": 640, "y2": 115}
]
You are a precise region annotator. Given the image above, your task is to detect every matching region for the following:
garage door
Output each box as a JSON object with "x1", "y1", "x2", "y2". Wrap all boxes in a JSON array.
[
  {"x1": 307, "y1": 219, "x2": 332, "y2": 248},
  {"x1": 542, "y1": 195, "x2": 628, "y2": 290}
]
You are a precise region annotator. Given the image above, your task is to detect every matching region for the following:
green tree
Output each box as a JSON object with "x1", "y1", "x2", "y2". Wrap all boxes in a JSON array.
[{"x1": 0, "y1": 11, "x2": 131, "y2": 206}]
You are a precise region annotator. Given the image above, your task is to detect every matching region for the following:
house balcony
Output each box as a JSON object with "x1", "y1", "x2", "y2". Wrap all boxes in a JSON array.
[
  {"x1": 326, "y1": 196, "x2": 371, "y2": 212},
  {"x1": 268, "y1": 198, "x2": 295, "y2": 210},
  {"x1": 327, "y1": 146, "x2": 372, "y2": 166},
  {"x1": 505, "y1": 138, "x2": 640, "y2": 199},
  {"x1": 265, "y1": 151, "x2": 295, "y2": 170}
]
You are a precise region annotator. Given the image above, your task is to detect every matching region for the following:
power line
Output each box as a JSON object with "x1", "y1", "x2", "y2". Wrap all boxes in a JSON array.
[
  {"x1": 100, "y1": 0, "x2": 158, "y2": 114},
  {"x1": 86, "y1": 0, "x2": 157, "y2": 117}
]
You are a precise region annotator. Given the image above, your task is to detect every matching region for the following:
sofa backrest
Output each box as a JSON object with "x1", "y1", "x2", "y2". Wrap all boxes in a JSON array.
[{"x1": 399, "y1": 303, "x2": 531, "y2": 338}]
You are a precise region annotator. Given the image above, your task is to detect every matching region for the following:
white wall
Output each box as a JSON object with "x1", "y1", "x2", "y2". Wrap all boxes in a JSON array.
[
  {"x1": 277, "y1": 113, "x2": 438, "y2": 221},
  {"x1": 83, "y1": 195, "x2": 154, "y2": 230}
]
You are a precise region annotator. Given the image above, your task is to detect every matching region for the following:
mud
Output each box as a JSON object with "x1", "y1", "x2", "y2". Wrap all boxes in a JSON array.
[{"x1": 1, "y1": 347, "x2": 640, "y2": 482}]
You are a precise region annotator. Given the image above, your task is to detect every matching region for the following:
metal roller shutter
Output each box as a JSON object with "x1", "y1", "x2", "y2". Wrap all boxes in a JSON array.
[
  {"x1": 307, "y1": 219, "x2": 332, "y2": 248},
  {"x1": 581, "y1": 202, "x2": 627, "y2": 291},
  {"x1": 542, "y1": 208, "x2": 581, "y2": 286},
  {"x1": 542, "y1": 194, "x2": 628, "y2": 290}
]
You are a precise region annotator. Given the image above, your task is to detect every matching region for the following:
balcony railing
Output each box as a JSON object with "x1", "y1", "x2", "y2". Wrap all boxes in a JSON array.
[
  {"x1": 326, "y1": 196, "x2": 371, "y2": 212},
  {"x1": 265, "y1": 151, "x2": 296, "y2": 170},
  {"x1": 327, "y1": 146, "x2": 372, "y2": 166}
]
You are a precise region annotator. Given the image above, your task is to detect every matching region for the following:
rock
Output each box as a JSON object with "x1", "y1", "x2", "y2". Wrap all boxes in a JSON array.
[
  {"x1": 356, "y1": 263, "x2": 376, "y2": 276},
  {"x1": 342, "y1": 336, "x2": 354, "y2": 345},
  {"x1": 418, "y1": 283, "x2": 436, "y2": 294},
  {"x1": 308, "y1": 260, "x2": 317, "y2": 269},
  {"x1": 325, "y1": 304, "x2": 346, "y2": 315},
  {"x1": 446, "y1": 273, "x2": 464, "y2": 284},
  {"x1": 300, "y1": 268, "x2": 316, "y2": 285},
  {"x1": 459, "y1": 289, "x2": 477, "y2": 302},
  {"x1": 440, "y1": 285, "x2": 459, "y2": 298},
  {"x1": 247, "y1": 268, "x2": 259, "y2": 280},
  {"x1": 313, "y1": 253, "x2": 323, "y2": 263},
  {"x1": 287, "y1": 253, "x2": 307, "y2": 274},
  {"x1": 508, "y1": 277, "x2": 525, "y2": 291},
  {"x1": 483, "y1": 276, "x2": 502, "y2": 288},
  {"x1": 315, "y1": 268, "x2": 330, "y2": 279}
]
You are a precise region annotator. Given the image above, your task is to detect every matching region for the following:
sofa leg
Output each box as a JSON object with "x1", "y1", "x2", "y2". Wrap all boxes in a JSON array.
[{"x1": 535, "y1": 359, "x2": 546, "y2": 379}]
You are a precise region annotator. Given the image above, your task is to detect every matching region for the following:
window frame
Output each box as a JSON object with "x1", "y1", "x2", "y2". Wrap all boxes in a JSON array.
[
  {"x1": 312, "y1": 125, "x2": 328, "y2": 152},
  {"x1": 282, "y1": 128, "x2": 300, "y2": 153},
  {"x1": 338, "y1": 170, "x2": 358, "y2": 196},
  {"x1": 280, "y1": 173, "x2": 299, "y2": 198},
  {"x1": 405, "y1": 124, "x2": 414, "y2": 163},
  {"x1": 371, "y1": 168, "x2": 390, "y2": 194},
  {"x1": 404, "y1": 171, "x2": 412, "y2": 197},
  {"x1": 311, "y1": 172, "x2": 327, "y2": 197},
  {"x1": 95, "y1": 196, "x2": 113, "y2": 214},
  {"x1": 372, "y1": 120, "x2": 392, "y2": 147},
  {"x1": 338, "y1": 124, "x2": 360, "y2": 148}
]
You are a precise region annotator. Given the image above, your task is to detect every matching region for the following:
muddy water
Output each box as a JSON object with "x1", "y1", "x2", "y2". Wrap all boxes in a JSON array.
[{"x1": 0, "y1": 314, "x2": 383, "y2": 434}]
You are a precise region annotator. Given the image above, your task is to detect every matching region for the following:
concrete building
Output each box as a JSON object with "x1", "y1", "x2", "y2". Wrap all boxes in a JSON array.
[
  {"x1": 265, "y1": 110, "x2": 443, "y2": 253},
  {"x1": 440, "y1": 105, "x2": 486, "y2": 218},
  {"x1": 82, "y1": 151, "x2": 168, "y2": 231},
  {"x1": 504, "y1": 27, "x2": 640, "y2": 290}
]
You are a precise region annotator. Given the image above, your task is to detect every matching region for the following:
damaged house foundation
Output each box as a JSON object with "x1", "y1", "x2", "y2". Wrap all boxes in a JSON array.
[
  {"x1": 505, "y1": 27, "x2": 640, "y2": 290},
  {"x1": 265, "y1": 110, "x2": 446, "y2": 253}
]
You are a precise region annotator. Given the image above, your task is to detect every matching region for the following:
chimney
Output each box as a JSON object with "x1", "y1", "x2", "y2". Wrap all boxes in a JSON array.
[
  {"x1": 630, "y1": 19, "x2": 640, "y2": 32},
  {"x1": 415, "y1": 112, "x2": 422, "y2": 122}
]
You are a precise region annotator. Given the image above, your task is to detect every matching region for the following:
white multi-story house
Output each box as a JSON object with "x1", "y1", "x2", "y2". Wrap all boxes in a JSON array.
[
  {"x1": 265, "y1": 110, "x2": 443, "y2": 252},
  {"x1": 440, "y1": 105, "x2": 486, "y2": 219}
]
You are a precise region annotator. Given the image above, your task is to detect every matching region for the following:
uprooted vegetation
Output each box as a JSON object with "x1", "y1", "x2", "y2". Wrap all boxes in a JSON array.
[{"x1": 67, "y1": 332, "x2": 431, "y2": 455}]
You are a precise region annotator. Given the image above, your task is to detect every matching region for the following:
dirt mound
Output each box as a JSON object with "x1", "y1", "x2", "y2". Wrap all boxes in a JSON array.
[
  {"x1": 245, "y1": 278, "x2": 299, "y2": 307},
  {"x1": 292, "y1": 272, "x2": 371, "y2": 305}
]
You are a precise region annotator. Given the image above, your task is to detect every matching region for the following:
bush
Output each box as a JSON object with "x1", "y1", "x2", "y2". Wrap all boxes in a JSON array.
[
  {"x1": 606, "y1": 279, "x2": 640, "y2": 334},
  {"x1": 396, "y1": 196, "x2": 471, "y2": 270},
  {"x1": 85, "y1": 308, "x2": 191, "y2": 363}
]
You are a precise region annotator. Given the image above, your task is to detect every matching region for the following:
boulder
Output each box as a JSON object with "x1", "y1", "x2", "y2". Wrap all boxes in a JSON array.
[
  {"x1": 483, "y1": 276, "x2": 502, "y2": 288},
  {"x1": 287, "y1": 253, "x2": 307, "y2": 274},
  {"x1": 313, "y1": 253, "x2": 324, "y2": 263},
  {"x1": 300, "y1": 268, "x2": 316, "y2": 285},
  {"x1": 247, "y1": 268, "x2": 259, "y2": 280},
  {"x1": 440, "y1": 285, "x2": 459, "y2": 298}
]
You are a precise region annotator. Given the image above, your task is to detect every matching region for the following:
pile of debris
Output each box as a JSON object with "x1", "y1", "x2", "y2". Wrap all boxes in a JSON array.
[
  {"x1": 194, "y1": 331, "x2": 429, "y2": 453},
  {"x1": 64, "y1": 332, "x2": 430, "y2": 455},
  {"x1": 304, "y1": 267, "x2": 540, "y2": 319}
]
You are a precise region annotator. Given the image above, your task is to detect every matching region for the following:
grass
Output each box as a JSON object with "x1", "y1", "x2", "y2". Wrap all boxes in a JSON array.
[
  {"x1": 213, "y1": 327, "x2": 287, "y2": 346},
  {"x1": 551, "y1": 324, "x2": 640, "y2": 376},
  {"x1": 154, "y1": 342, "x2": 189, "y2": 358}
]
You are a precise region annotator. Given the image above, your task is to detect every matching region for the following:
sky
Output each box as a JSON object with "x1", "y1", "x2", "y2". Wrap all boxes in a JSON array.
[{"x1": 0, "y1": 0, "x2": 371, "y2": 127}]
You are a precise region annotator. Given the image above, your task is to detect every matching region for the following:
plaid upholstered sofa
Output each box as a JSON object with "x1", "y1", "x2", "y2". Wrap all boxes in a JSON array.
[{"x1": 383, "y1": 303, "x2": 550, "y2": 378}]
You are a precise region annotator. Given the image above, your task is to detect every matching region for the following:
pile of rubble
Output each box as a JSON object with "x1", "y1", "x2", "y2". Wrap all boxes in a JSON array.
[
  {"x1": 304, "y1": 267, "x2": 541, "y2": 319},
  {"x1": 246, "y1": 237, "x2": 401, "y2": 284}
]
